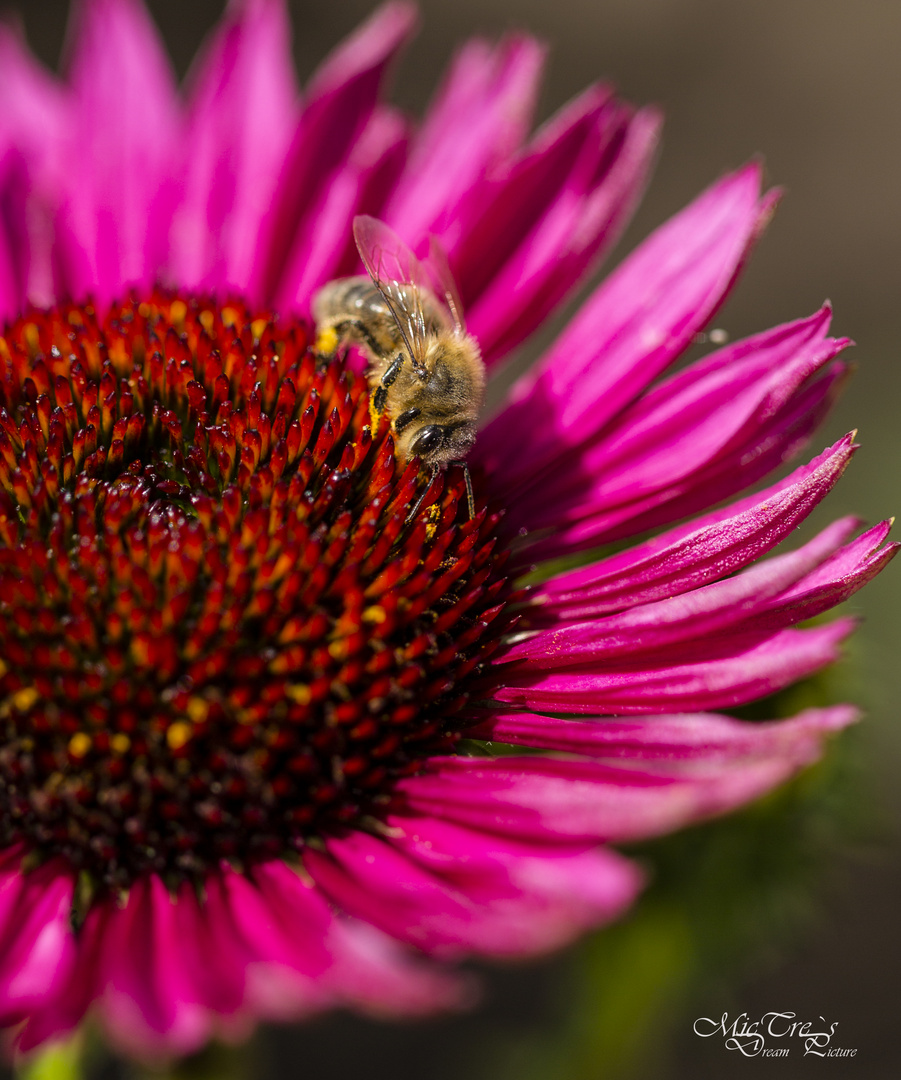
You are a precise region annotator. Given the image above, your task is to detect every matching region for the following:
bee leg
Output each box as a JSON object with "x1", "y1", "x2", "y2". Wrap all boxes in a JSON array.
[
  {"x1": 370, "y1": 353, "x2": 406, "y2": 427},
  {"x1": 404, "y1": 466, "x2": 440, "y2": 528},
  {"x1": 449, "y1": 460, "x2": 475, "y2": 520}
]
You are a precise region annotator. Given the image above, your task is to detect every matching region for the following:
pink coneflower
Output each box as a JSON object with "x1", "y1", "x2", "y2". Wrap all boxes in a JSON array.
[{"x1": 0, "y1": 0, "x2": 894, "y2": 1063}]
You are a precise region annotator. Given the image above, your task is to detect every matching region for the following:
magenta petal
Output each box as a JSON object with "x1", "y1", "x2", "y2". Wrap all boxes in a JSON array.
[
  {"x1": 491, "y1": 619, "x2": 855, "y2": 714},
  {"x1": 534, "y1": 435, "x2": 857, "y2": 621},
  {"x1": 14, "y1": 900, "x2": 109, "y2": 1053},
  {"x1": 400, "y1": 708, "x2": 855, "y2": 842},
  {"x1": 513, "y1": 308, "x2": 847, "y2": 536},
  {"x1": 503, "y1": 517, "x2": 861, "y2": 667},
  {"x1": 476, "y1": 706, "x2": 859, "y2": 764},
  {"x1": 0, "y1": 861, "x2": 75, "y2": 1023},
  {"x1": 172, "y1": 0, "x2": 299, "y2": 293},
  {"x1": 384, "y1": 34, "x2": 545, "y2": 244},
  {"x1": 98, "y1": 875, "x2": 209, "y2": 1058},
  {"x1": 54, "y1": 0, "x2": 181, "y2": 306},
  {"x1": 476, "y1": 163, "x2": 774, "y2": 486},
  {"x1": 256, "y1": 859, "x2": 465, "y2": 1014},
  {"x1": 465, "y1": 105, "x2": 661, "y2": 365},
  {"x1": 253, "y1": 1, "x2": 417, "y2": 307},
  {"x1": 521, "y1": 358, "x2": 847, "y2": 561},
  {"x1": 305, "y1": 824, "x2": 640, "y2": 959}
]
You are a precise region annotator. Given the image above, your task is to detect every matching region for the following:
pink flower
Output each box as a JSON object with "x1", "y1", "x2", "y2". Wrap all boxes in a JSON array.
[{"x1": 0, "y1": 0, "x2": 894, "y2": 1063}]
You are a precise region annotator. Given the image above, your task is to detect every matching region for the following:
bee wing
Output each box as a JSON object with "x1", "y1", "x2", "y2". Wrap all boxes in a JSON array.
[
  {"x1": 353, "y1": 215, "x2": 432, "y2": 376},
  {"x1": 427, "y1": 235, "x2": 466, "y2": 336}
]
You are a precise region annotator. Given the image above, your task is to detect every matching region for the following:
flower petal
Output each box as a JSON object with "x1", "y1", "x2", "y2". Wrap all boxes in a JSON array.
[
  {"x1": 253, "y1": 1, "x2": 417, "y2": 307},
  {"x1": 304, "y1": 823, "x2": 641, "y2": 958},
  {"x1": 54, "y1": 0, "x2": 181, "y2": 305},
  {"x1": 171, "y1": 0, "x2": 299, "y2": 293},
  {"x1": 0, "y1": 860, "x2": 75, "y2": 1024},
  {"x1": 533, "y1": 435, "x2": 857, "y2": 621},
  {"x1": 400, "y1": 707, "x2": 856, "y2": 842},
  {"x1": 490, "y1": 620, "x2": 855, "y2": 714},
  {"x1": 384, "y1": 34, "x2": 545, "y2": 244},
  {"x1": 476, "y1": 162, "x2": 775, "y2": 485},
  {"x1": 504, "y1": 517, "x2": 880, "y2": 667}
]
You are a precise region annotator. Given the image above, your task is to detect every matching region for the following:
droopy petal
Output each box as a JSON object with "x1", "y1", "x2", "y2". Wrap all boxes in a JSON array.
[
  {"x1": 172, "y1": 0, "x2": 299, "y2": 293},
  {"x1": 304, "y1": 823, "x2": 640, "y2": 958},
  {"x1": 490, "y1": 620, "x2": 855, "y2": 714},
  {"x1": 399, "y1": 707, "x2": 856, "y2": 843},
  {"x1": 476, "y1": 163, "x2": 775, "y2": 486},
  {"x1": 534, "y1": 435, "x2": 857, "y2": 621},
  {"x1": 54, "y1": 0, "x2": 181, "y2": 305}
]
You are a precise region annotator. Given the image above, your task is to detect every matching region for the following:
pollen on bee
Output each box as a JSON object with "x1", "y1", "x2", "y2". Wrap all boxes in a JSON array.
[{"x1": 315, "y1": 325, "x2": 339, "y2": 357}]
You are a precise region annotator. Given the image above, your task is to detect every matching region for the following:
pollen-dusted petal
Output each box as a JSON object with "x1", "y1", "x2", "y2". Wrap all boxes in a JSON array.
[
  {"x1": 533, "y1": 435, "x2": 857, "y2": 622},
  {"x1": 490, "y1": 620, "x2": 855, "y2": 715},
  {"x1": 54, "y1": 0, "x2": 181, "y2": 305},
  {"x1": 172, "y1": 0, "x2": 299, "y2": 294},
  {"x1": 397, "y1": 707, "x2": 856, "y2": 843},
  {"x1": 476, "y1": 162, "x2": 775, "y2": 486}
]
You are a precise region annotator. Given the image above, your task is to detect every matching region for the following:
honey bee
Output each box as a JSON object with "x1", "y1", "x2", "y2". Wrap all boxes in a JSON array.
[{"x1": 313, "y1": 215, "x2": 484, "y2": 517}]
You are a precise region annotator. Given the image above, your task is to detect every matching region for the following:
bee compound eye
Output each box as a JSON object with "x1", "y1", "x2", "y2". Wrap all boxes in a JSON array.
[{"x1": 410, "y1": 425, "x2": 444, "y2": 457}]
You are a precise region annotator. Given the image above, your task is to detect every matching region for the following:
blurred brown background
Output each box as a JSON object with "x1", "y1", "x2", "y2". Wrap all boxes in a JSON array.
[{"x1": 6, "y1": 1, "x2": 900, "y2": 1077}]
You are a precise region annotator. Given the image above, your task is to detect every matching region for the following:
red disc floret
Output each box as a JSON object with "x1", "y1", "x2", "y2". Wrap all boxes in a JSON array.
[{"x1": 0, "y1": 291, "x2": 511, "y2": 888}]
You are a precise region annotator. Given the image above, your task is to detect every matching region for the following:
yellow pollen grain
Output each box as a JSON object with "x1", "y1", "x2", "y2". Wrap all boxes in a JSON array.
[
  {"x1": 169, "y1": 299, "x2": 187, "y2": 326},
  {"x1": 221, "y1": 306, "x2": 239, "y2": 328},
  {"x1": 328, "y1": 640, "x2": 348, "y2": 661},
  {"x1": 12, "y1": 687, "x2": 39, "y2": 712},
  {"x1": 251, "y1": 318, "x2": 268, "y2": 340},
  {"x1": 166, "y1": 721, "x2": 193, "y2": 751},
  {"x1": 286, "y1": 684, "x2": 312, "y2": 705},
  {"x1": 138, "y1": 302, "x2": 152, "y2": 318},
  {"x1": 362, "y1": 605, "x2": 387, "y2": 624},
  {"x1": 186, "y1": 696, "x2": 209, "y2": 724},
  {"x1": 110, "y1": 733, "x2": 131, "y2": 755},
  {"x1": 68, "y1": 732, "x2": 92, "y2": 758},
  {"x1": 0, "y1": 659, "x2": 8, "y2": 679},
  {"x1": 199, "y1": 310, "x2": 215, "y2": 334}
]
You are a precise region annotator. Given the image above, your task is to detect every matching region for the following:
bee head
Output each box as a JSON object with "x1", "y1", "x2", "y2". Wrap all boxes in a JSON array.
[{"x1": 405, "y1": 421, "x2": 477, "y2": 468}]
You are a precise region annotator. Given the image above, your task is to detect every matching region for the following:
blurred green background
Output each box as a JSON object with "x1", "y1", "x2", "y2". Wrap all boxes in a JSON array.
[{"x1": 6, "y1": 0, "x2": 900, "y2": 1077}]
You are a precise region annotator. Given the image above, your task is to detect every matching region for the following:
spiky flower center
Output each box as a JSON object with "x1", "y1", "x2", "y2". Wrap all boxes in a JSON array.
[{"x1": 0, "y1": 292, "x2": 509, "y2": 889}]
